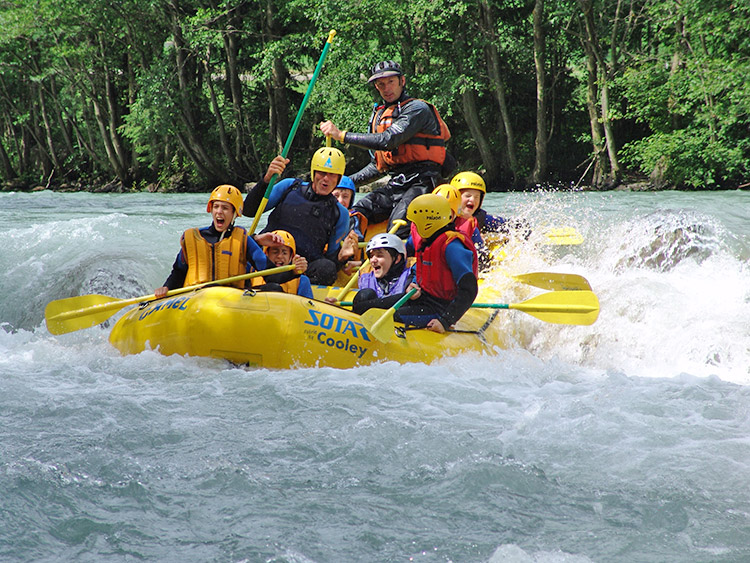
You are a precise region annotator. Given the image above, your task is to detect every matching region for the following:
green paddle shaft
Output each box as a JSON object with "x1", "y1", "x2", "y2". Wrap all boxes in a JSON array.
[{"x1": 248, "y1": 30, "x2": 337, "y2": 235}]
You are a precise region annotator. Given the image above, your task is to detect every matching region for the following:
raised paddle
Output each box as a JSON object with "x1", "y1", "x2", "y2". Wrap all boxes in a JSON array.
[
  {"x1": 327, "y1": 219, "x2": 406, "y2": 303},
  {"x1": 44, "y1": 264, "x2": 295, "y2": 335},
  {"x1": 470, "y1": 290, "x2": 599, "y2": 325},
  {"x1": 248, "y1": 30, "x2": 336, "y2": 235},
  {"x1": 359, "y1": 288, "x2": 418, "y2": 343}
]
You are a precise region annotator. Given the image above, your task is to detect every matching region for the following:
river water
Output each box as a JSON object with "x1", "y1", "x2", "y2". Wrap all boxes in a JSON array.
[{"x1": 1, "y1": 189, "x2": 749, "y2": 562}]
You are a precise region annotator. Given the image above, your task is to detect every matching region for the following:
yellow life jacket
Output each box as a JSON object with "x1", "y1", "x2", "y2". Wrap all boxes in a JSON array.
[
  {"x1": 181, "y1": 226, "x2": 247, "y2": 288},
  {"x1": 251, "y1": 274, "x2": 301, "y2": 295}
]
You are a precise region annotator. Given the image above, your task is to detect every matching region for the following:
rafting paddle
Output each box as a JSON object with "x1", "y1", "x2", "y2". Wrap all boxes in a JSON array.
[
  {"x1": 512, "y1": 271, "x2": 591, "y2": 291},
  {"x1": 360, "y1": 288, "x2": 418, "y2": 343},
  {"x1": 44, "y1": 264, "x2": 295, "y2": 335},
  {"x1": 327, "y1": 219, "x2": 407, "y2": 303},
  {"x1": 248, "y1": 30, "x2": 336, "y2": 235},
  {"x1": 471, "y1": 290, "x2": 599, "y2": 325},
  {"x1": 352, "y1": 288, "x2": 599, "y2": 332},
  {"x1": 544, "y1": 226, "x2": 584, "y2": 245}
]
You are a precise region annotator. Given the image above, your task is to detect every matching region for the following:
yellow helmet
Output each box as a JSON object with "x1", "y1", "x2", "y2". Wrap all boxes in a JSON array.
[
  {"x1": 207, "y1": 184, "x2": 244, "y2": 217},
  {"x1": 450, "y1": 171, "x2": 486, "y2": 194},
  {"x1": 310, "y1": 147, "x2": 346, "y2": 179},
  {"x1": 265, "y1": 229, "x2": 296, "y2": 256},
  {"x1": 431, "y1": 184, "x2": 461, "y2": 216},
  {"x1": 407, "y1": 194, "x2": 452, "y2": 239}
]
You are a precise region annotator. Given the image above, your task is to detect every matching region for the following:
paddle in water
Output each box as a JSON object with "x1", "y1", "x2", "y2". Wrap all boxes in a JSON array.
[{"x1": 45, "y1": 264, "x2": 295, "y2": 335}]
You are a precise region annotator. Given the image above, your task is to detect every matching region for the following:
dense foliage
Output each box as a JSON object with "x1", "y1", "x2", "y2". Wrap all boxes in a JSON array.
[{"x1": 0, "y1": 0, "x2": 747, "y2": 191}]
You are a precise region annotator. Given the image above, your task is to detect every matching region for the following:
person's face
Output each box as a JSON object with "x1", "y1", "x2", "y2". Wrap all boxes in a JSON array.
[
  {"x1": 373, "y1": 75, "x2": 405, "y2": 104},
  {"x1": 312, "y1": 171, "x2": 341, "y2": 196},
  {"x1": 211, "y1": 200, "x2": 235, "y2": 232},
  {"x1": 368, "y1": 248, "x2": 396, "y2": 279},
  {"x1": 460, "y1": 189, "x2": 482, "y2": 218},
  {"x1": 267, "y1": 245, "x2": 293, "y2": 267},
  {"x1": 332, "y1": 188, "x2": 353, "y2": 208}
]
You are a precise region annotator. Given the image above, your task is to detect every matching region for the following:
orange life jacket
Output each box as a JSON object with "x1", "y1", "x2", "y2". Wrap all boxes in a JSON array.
[{"x1": 371, "y1": 98, "x2": 451, "y2": 172}]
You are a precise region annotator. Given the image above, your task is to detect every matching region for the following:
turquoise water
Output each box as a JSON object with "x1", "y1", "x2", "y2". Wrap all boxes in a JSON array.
[{"x1": 1, "y1": 189, "x2": 749, "y2": 562}]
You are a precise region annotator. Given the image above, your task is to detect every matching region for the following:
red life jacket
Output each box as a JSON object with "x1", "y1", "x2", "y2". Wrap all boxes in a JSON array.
[
  {"x1": 181, "y1": 226, "x2": 247, "y2": 288},
  {"x1": 455, "y1": 215, "x2": 480, "y2": 241},
  {"x1": 371, "y1": 98, "x2": 451, "y2": 172},
  {"x1": 415, "y1": 230, "x2": 478, "y2": 301}
]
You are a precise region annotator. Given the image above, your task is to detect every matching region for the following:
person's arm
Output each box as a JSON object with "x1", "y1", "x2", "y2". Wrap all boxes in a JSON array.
[
  {"x1": 437, "y1": 240, "x2": 478, "y2": 329},
  {"x1": 349, "y1": 161, "x2": 380, "y2": 185},
  {"x1": 326, "y1": 204, "x2": 353, "y2": 262},
  {"x1": 243, "y1": 158, "x2": 291, "y2": 216},
  {"x1": 297, "y1": 275, "x2": 314, "y2": 299},
  {"x1": 344, "y1": 100, "x2": 436, "y2": 151}
]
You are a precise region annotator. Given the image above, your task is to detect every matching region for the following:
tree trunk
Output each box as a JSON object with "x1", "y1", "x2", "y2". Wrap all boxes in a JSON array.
[
  {"x1": 580, "y1": 0, "x2": 620, "y2": 183},
  {"x1": 460, "y1": 88, "x2": 500, "y2": 183},
  {"x1": 0, "y1": 137, "x2": 16, "y2": 179},
  {"x1": 530, "y1": 0, "x2": 548, "y2": 184},
  {"x1": 583, "y1": 40, "x2": 606, "y2": 185},
  {"x1": 222, "y1": 18, "x2": 248, "y2": 168},
  {"x1": 37, "y1": 84, "x2": 63, "y2": 172},
  {"x1": 264, "y1": 0, "x2": 289, "y2": 153},
  {"x1": 168, "y1": 1, "x2": 225, "y2": 184},
  {"x1": 204, "y1": 49, "x2": 242, "y2": 180},
  {"x1": 480, "y1": 0, "x2": 520, "y2": 187}
]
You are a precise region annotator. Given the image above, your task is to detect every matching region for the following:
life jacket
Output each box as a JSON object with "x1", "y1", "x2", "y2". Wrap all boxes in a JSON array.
[
  {"x1": 455, "y1": 215, "x2": 479, "y2": 241},
  {"x1": 415, "y1": 230, "x2": 478, "y2": 301},
  {"x1": 264, "y1": 180, "x2": 340, "y2": 261},
  {"x1": 371, "y1": 98, "x2": 451, "y2": 172},
  {"x1": 349, "y1": 210, "x2": 369, "y2": 261},
  {"x1": 181, "y1": 226, "x2": 247, "y2": 288},
  {"x1": 250, "y1": 274, "x2": 301, "y2": 295},
  {"x1": 358, "y1": 265, "x2": 412, "y2": 298}
]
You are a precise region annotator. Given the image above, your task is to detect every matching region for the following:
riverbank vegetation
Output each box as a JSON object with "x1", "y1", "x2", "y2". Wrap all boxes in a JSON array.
[{"x1": 0, "y1": 0, "x2": 748, "y2": 192}]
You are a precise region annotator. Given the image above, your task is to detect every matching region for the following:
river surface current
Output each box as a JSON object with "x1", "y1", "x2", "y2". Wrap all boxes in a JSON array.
[{"x1": 1, "y1": 189, "x2": 749, "y2": 562}]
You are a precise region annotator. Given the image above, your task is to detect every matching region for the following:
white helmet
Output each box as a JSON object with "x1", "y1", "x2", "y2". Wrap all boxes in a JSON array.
[{"x1": 366, "y1": 233, "x2": 406, "y2": 259}]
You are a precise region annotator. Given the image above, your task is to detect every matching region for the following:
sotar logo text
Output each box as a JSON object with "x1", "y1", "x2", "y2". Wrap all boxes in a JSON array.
[{"x1": 304, "y1": 309, "x2": 371, "y2": 359}]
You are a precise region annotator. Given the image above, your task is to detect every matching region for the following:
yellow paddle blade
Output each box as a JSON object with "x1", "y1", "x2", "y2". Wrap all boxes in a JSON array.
[
  {"x1": 45, "y1": 294, "x2": 130, "y2": 335},
  {"x1": 44, "y1": 264, "x2": 295, "y2": 335},
  {"x1": 544, "y1": 226, "x2": 584, "y2": 245},
  {"x1": 510, "y1": 290, "x2": 599, "y2": 325},
  {"x1": 512, "y1": 272, "x2": 591, "y2": 291},
  {"x1": 360, "y1": 307, "x2": 396, "y2": 343},
  {"x1": 360, "y1": 287, "x2": 417, "y2": 343}
]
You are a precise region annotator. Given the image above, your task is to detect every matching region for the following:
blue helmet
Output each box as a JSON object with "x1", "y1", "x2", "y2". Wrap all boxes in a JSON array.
[
  {"x1": 336, "y1": 175, "x2": 356, "y2": 193},
  {"x1": 334, "y1": 176, "x2": 356, "y2": 209}
]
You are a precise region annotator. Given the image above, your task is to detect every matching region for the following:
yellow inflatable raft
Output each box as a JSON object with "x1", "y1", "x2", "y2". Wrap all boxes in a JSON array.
[{"x1": 108, "y1": 287, "x2": 508, "y2": 369}]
